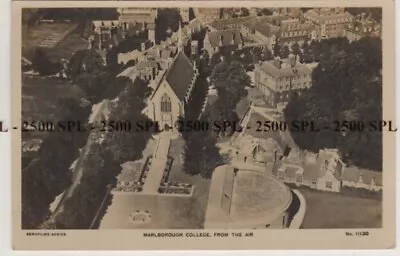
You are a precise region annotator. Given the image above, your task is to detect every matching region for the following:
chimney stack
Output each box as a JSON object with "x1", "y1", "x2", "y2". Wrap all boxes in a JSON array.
[{"x1": 274, "y1": 56, "x2": 281, "y2": 69}]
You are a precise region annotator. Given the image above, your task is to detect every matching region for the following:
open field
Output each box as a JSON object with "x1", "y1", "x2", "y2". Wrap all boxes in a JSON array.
[
  {"x1": 22, "y1": 22, "x2": 79, "y2": 58},
  {"x1": 22, "y1": 75, "x2": 84, "y2": 143},
  {"x1": 298, "y1": 187, "x2": 382, "y2": 229},
  {"x1": 100, "y1": 136, "x2": 212, "y2": 229},
  {"x1": 22, "y1": 75, "x2": 84, "y2": 120},
  {"x1": 46, "y1": 30, "x2": 89, "y2": 62}
]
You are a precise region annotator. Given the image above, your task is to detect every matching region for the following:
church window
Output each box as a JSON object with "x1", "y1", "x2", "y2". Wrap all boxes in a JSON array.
[
  {"x1": 161, "y1": 94, "x2": 172, "y2": 113},
  {"x1": 278, "y1": 170, "x2": 285, "y2": 180},
  {"x1": 325, "y1": 181, "x2": 333, "y2": 189}
]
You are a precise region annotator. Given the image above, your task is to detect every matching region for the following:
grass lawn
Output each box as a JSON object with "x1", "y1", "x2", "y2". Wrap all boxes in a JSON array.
[
  {"x1": 22, "y1": 75, "x2": 84, "y2": 121},
  {"x1": 167, "y1": 136, "x2": 212, "y2": 228},
  {"x1": 21, "y1": 75, "x2": 85, "y2": 144},
  {"x1": 298, "y1": 187, "x2": 382, "y2": 229},
  {"x1": 22, "y1": 23, "x2": 79, "y2": 60}
]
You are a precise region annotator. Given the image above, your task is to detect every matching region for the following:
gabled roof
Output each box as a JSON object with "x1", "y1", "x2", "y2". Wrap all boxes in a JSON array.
[
  {"x1": 165, "y1": 51, "x2": 196, "y2": 101},
  {"x1": 206, "y1": 29, "x2": 243, "y2": 48},
  {"x1": 254, "y1": 23, "x2": 274, "y2": 37}
]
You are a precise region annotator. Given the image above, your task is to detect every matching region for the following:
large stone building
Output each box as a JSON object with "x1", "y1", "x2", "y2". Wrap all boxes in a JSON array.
[
  {"x1": 276, "y1": 148, "x2": 345, "y2": 193},
  {"x1": 254, "y1": 55, "x2": 312, "y2": 108},
  {"x1": 343, "y1": 15, "x2": 382, "y2": 42},
  {"x1": 117, "y1": 8, "x2": 157, "y2": 24},
  {"x1": 303, "y1": 8, "x2": 354, "y2": 40},
  {"x1": 193, "y1": 8, "x2": 221, "y2": 22},
  {"x1": 144, "y1": 51, "x2": 198, "y2": 129},
  {"x1": 278, "y1": 19, "x2": 314, "y2": 46},
  {"x1": 205, "y1": 166, "x2": 294, "y2": 229},
  {"x1": 90, "y1": 8, "x2": 157, "y2": 48},
  {"x1": 274, "y1": 147, "x2": 383, "y2": 192},
  {"x1": 203, "y1": 29, "x2": 244, "y2": 55}
]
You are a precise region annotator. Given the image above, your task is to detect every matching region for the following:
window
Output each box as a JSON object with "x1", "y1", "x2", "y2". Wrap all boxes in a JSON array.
[
  {"x1": 296, "y1": 173, "x2": 303, "y2": 183},
  {"x1": 325, "y1": 181, "x2": 333, "y2": 189},
  {"x1": 278, "y1": 170, "x2": 285, "y2": 180},
  {"x1": 160, "y1": 94, "x2": 172, "y2": 113}
]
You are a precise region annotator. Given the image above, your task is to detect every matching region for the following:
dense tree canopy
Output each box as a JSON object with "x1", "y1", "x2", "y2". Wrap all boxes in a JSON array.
[
  {"x1": 181, "y1": 114, "x2": 224, "y2": 179},
  {"x1": 22, "y1": 97, "x2": 92, "y2": 229},
  {"x1": 52, "y1": 78, "x2": 153, "y2": 229},
  {"x1": 209, "y1": 61, "x2": 250, "y2": 126},
  {"x1": 67, "y1": 49, "x2": 104, "y2": 81},
  {"x1": 155, "y1": 8, "x2": 182, "y2": 44},
  {"x1": 284, "y1": 37, "x2": 382, "y2": 170},
  {"x1": 31, "y1": 48, "x2": 61, "y2": 76},
  {"x1": 345, "y1": 8, "x2": 382, "y2": 22}
]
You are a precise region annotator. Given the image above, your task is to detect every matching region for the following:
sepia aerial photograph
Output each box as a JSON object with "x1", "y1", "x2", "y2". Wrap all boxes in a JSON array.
[{"x1": 20, "y1": 6, "x2": 384, "y2": 231}]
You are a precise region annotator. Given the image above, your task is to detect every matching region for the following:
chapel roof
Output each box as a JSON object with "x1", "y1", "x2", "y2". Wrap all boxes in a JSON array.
[{"x1": 165, "y1": 51, "x2": 196, "y2": 101}]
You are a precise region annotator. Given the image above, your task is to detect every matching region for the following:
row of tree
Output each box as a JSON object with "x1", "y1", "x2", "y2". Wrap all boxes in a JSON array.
[
  {"x1": 22, "y1": 98, "x2": 92, "y2": 229},
  {"x1": 22, "y1": 49, "x2": 127, "y2": 229},
  {"x1": 181, "y1": 59, "x2": 251, "y2": 178},
  {"x1": 208, "y1": 60, "x2": 250, "y2": 130},
  {"x1": 272, "y1": 38, "x2": 357, "y2": 64},
  {"x1": 284, "y1": 37, "x2": 382, "y2": 170},
  {"x1": 52, "y1": 78, "x2": 154, "y2": 229}
]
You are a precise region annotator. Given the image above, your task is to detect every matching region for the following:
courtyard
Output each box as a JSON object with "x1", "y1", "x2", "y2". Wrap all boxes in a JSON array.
[
  {"x1": 298, "y1": 187, "x2": 382, "y2": 229},
  {"x1": 100, "y1": 136, "x2": 211, "y2": 229}
]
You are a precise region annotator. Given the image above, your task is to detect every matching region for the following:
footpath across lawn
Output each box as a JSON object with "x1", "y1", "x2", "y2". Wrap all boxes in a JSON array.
[{"x1": 298, "y1": 187, "x2": 382, "y2": 229}]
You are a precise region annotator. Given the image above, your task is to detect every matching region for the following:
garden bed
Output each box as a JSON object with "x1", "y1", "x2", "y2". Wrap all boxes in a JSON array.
[
  {"x1": 114, "y1": 180, "x2": 144, "y2": 193},
  {"x1": 160, "y1": 156, "x2": 174, "y2": 184},
  {"x1": 139, "y1": 156, "x2": 153, "y2": 184},
  {"x1": 113, "y1": 156, "x2": 153, "y2": 193},
  {"x1": 158, "y1": 182, "x2": 194, "y2": 196}
]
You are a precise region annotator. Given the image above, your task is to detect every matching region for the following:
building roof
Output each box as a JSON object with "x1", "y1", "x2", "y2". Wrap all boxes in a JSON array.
[
  {"x1": 160, "y1": 48, "x2": 172, "y2": 59},
  {"x1": 235, "y1": 97, "x2": 251, "y2": 121},
  {"x1": 117, "y1": 66, "x2": 136, "y2": 78},
  {"x1": 165, "y1": 51, "x2": 196, "y2": 100},
  {"x1": 205, "y1": 166, "x2": 292, "y2": 227},
  {"x1": 147, "y1": 23, "x2": 156, "y2": 30},
  {"x1": 117, "y1": 49, "x2": 143, "y2": 65},
  {"x1": 276, "y1": 148, "x2": 344, "y2": 183},
  {"x1": 258, "y1": 59, "x2": 312, "y2": 79},
  {"x1": 207, "y1": 16, "x2": 254, "y2": 30},
  {"x1": 135, "y1": 59, "x2": 159, "y2": 71},
  {"x1": 304, "y1": 9, "x2": 353, "y2": 24},
  {"x1": 206, "y1": 29, "x2": 243, "y2": 48},
  {"x1": 341, "y1": 167, "x2": 383, "y2": 186},
  {"x1": 230, "y1": 169, "x2": 292, "y2": 220},
  {"x1": 254, "y1": 23, "x2": 274, "y2": 37}
]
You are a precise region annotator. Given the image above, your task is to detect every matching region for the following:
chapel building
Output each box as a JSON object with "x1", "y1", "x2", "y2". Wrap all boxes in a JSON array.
[{"x1": 144, "y1": 50, "x2": 198, "y2": 130}]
